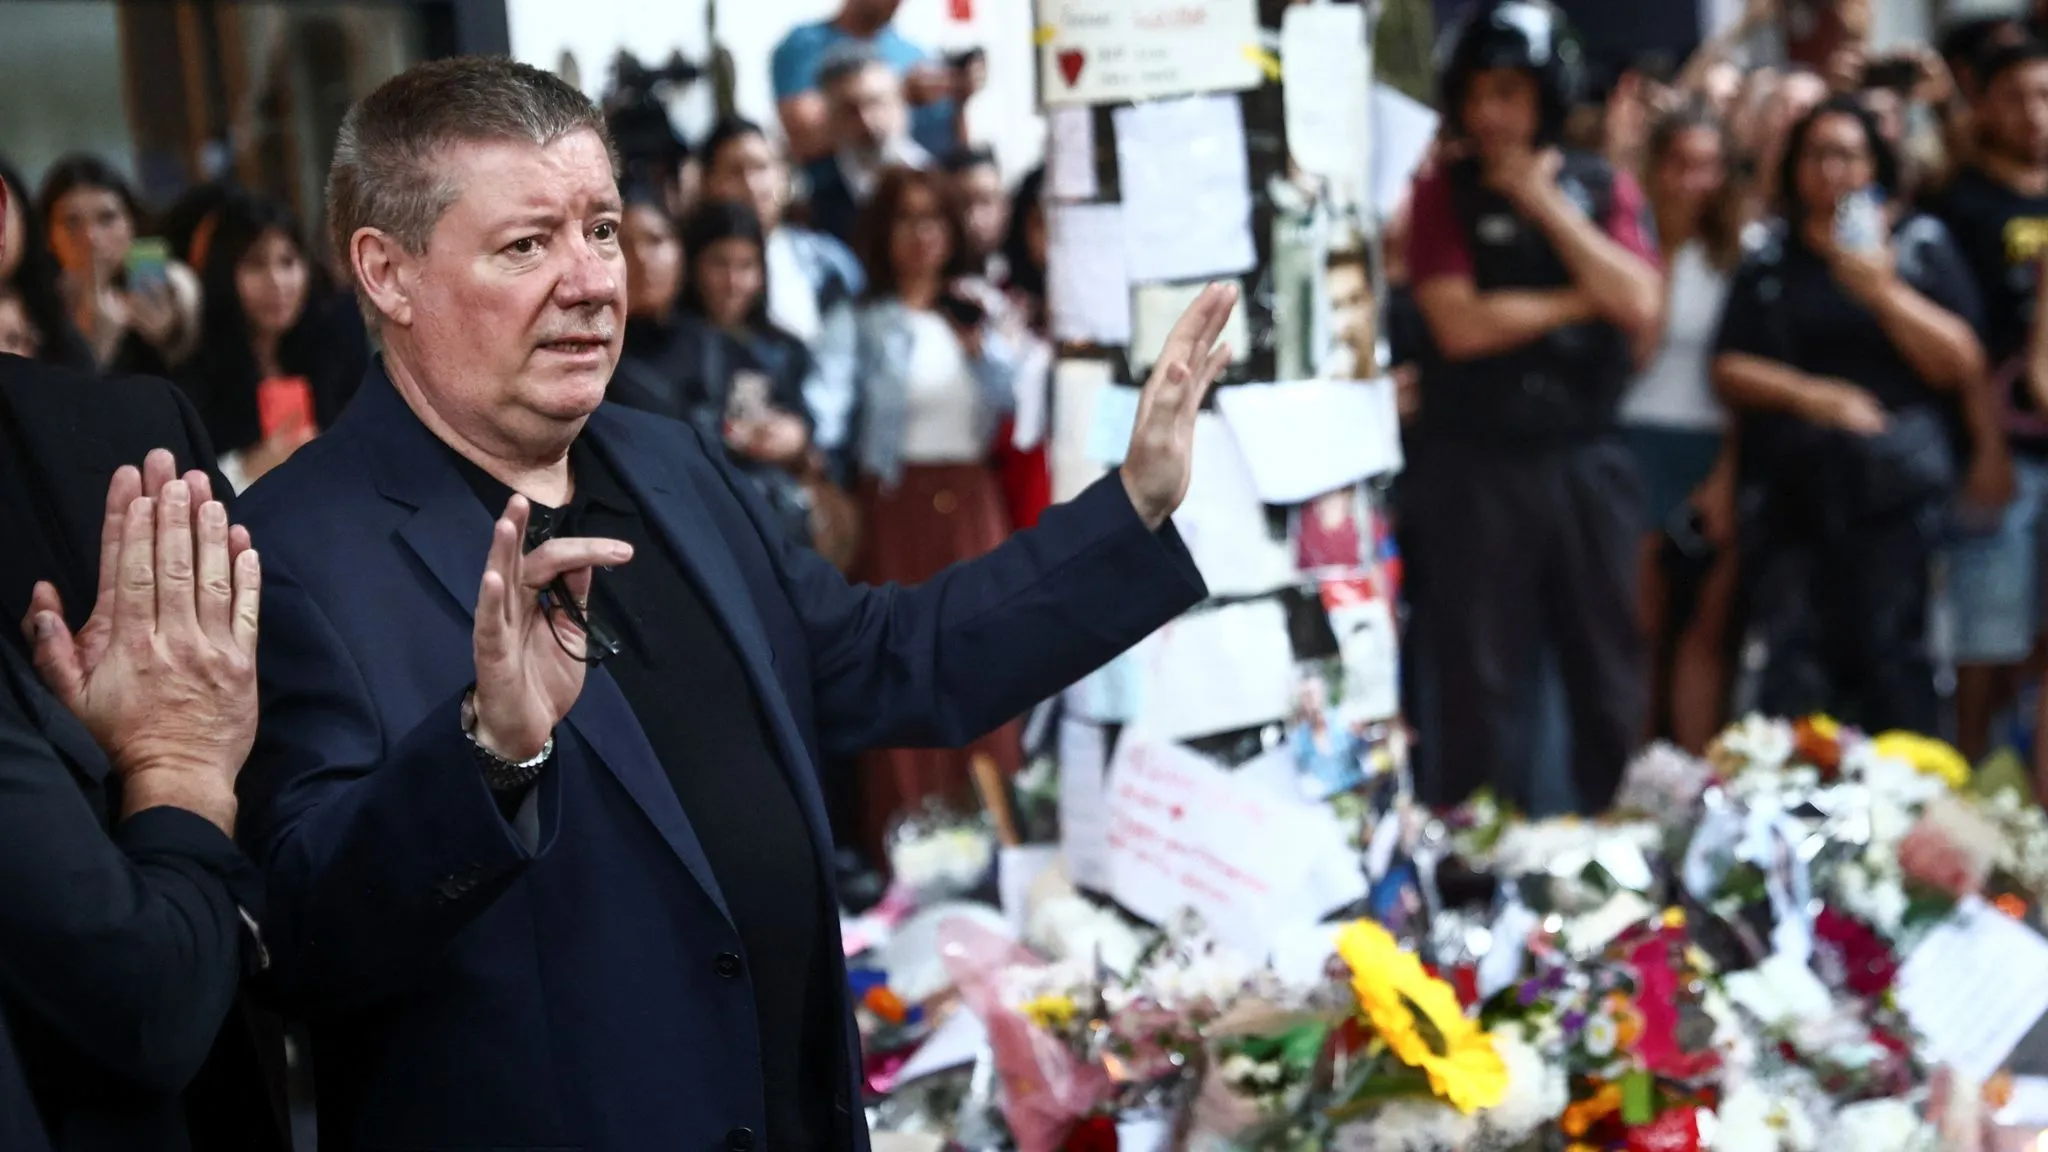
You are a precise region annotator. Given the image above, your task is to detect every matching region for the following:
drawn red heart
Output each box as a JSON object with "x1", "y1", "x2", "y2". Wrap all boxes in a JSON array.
[{"x1": 1057, "y1": 47, "x2": 1086, "y2": 87}]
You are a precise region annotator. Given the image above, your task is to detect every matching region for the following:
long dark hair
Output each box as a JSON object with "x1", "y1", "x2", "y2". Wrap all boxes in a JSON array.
[
  {"x1": 1777, "y1": 95, "x2": 1900, "y2": 220},
  {"x1": 1645, "y1": 103, "x2": 1745, "y2": 272},
  {"x1": 1001, "y1": 164, "x2": 1047, "y2": 303},
  {"x1": 0, "y1": 155, "x2": 92, "y2": 368},
  {"x1": 853, "y1": 165, "x2": 974, "y2": 302},
  {"x1": 186, "y1": 193, "x2": 359, "y2": 453},
  {"x1": 36, "y1": 154, "x2": 145, "y2": 263},
  {"x1": 677, "y1": 199, "x2": 776, "y2": 333}
]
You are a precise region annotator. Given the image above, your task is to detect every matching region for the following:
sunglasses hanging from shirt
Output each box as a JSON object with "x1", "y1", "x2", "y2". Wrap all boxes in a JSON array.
[{"x1": 525, "y1": 507, "x2": 624, "y2": 666}]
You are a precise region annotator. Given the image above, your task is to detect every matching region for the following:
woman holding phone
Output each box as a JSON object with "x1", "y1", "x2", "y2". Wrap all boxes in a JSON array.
[
  {"x1": 178, "y1": 193, "x2": 366, "y2": 491},
  {"x1": 1712, "y1": 97, "x2": 1987, "y2": 731},
  {"x1": 819, "y1": 163, "x2": 1021, "y2": 858},
  {"x1": 37, "y1": 155, "x2": 201, "y2": 375}
]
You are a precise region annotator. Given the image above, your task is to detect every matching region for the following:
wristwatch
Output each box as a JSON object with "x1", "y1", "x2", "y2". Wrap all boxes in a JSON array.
[{"x1": 461, "y1": 687, "x2": 554, "y2": 793}]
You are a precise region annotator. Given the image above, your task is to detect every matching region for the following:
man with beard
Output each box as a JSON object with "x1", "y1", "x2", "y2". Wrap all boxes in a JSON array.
[{"x1": 1928, "y1": 38, "x2": 2048, "y2": 760}]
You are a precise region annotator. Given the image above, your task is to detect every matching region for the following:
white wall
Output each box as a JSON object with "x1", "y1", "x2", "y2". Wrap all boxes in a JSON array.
[
  {"x1": 505, "y1": 0, "x2": 1047, "y2": 182},
  {"x1": 0, "y1": 1, "x2": 136, "y2": 189}
]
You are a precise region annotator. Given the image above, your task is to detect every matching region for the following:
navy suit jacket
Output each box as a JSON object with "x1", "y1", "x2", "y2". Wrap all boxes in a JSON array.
[
  {"x1": 234, "y1": 366, "x2": 1206, "y2": 1150},
  {"x1": 802, "y1": 157, "x2": 861, "y2": 246}
]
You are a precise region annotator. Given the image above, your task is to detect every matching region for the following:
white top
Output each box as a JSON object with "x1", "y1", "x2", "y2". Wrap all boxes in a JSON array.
[
  {"x1": 900, "y1": 310, "x2": 985, "y2": 464},
  {"x1": 1621, "y1": 240, "x2": 1732, "y2": 431},
  {"x1": 764, "y1": 229, "x2": 821, "y2": 344}
]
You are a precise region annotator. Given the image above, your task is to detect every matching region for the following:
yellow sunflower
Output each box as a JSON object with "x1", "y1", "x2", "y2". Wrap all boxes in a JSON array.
[
  {"x1": 1335, "y1": 920, "x2": 1508, "y2": 1113},
  {"x1": 1870, "y1": 730, "x2": 1972, "y2": 791}
]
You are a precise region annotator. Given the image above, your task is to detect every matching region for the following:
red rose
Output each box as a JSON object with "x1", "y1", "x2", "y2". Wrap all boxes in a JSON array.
[
  {"x1": 1813, "y1": 908, "x2": 1900, "y2": 1000},
  {"x1": 1627, "y1": 1108, "x2": 1702, "y2": 1152},
  {"x1": 1064, "y1": 1114, "x2": 1118, "y2": 1152}
]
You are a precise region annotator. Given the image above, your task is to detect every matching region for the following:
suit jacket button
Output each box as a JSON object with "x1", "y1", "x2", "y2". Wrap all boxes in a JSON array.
[
  {"x1": 714, "y1": 952, "x2": 743, "y2": 979},
  {"x1": 725, "y1": 1126, "x2": 755, "y2": 1150}
]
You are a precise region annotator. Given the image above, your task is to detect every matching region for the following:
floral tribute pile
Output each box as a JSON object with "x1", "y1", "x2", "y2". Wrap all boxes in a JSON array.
[{"x1": 861, "y1": 716, "x2": 2048, "y2": 1150}]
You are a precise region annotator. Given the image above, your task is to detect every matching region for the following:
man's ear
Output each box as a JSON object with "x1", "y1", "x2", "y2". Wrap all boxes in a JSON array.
[{"x1": 352, "y1": 228, "x2": 415, "y2": 328}]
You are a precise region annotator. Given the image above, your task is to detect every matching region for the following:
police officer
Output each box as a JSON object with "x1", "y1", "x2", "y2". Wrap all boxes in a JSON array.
[{"x1": 1404, "y1": 0, "x2": 1663, "y2": 811}]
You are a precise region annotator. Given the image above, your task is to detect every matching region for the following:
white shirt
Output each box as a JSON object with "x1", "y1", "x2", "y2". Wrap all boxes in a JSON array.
[
  {"x1": 1622, "y1": 240, "x2": 1732, "y2": 431},
  {"x1": 764, "y1": 229, "x2": 822, "y2": 344},
  {"x1": 899, "y1": 310, "x2": 984, "y2": 464}
]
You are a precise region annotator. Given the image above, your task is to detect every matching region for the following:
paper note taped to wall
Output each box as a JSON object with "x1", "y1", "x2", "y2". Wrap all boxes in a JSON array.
[
  {"x1": 1130, "y1": 282, "x2": 1250, "y2": 371},
  {"x1": 1036, "y1": 0, "x2": 1264, "y2": 108},
  {"x1": 1280, "y1": 4, "x2": 1371, "y2": 186},
  {"x1": 1046, "y1": 203, "x2": 1134, "y2": 345}
]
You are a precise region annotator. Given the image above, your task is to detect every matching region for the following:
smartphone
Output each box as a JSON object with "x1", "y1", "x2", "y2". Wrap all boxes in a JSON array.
[
  {"x1": 124, "y1": 237, "x2": 171, "y2": 293},
  {"x1": 937, "y1": 293, "x2": 987, "y2": 330},
  {"x1": 1861, "y1": 55, "x2": 1921, "y2": 91},
  {"x1": 257, "y1": 376, "x2": 315, "y2": 440},
  {"x1": 1834, "y1": 188, "x2": 1886, "y2": 254},
  {"x1": 725, "y1": 370, "x2": 771, "y2": 425}
]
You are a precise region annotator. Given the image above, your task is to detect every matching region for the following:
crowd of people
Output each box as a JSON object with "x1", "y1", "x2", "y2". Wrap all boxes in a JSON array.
[
  {"x1": 0, "y1": 0, "x2": 1059, "y2": 879},
  {"x1": 1394, "y1": 0, "x2": 2048, "y2": 816},
  {"x1": 8, "y1": 0, "x2": 2048, "y2": 1146}
]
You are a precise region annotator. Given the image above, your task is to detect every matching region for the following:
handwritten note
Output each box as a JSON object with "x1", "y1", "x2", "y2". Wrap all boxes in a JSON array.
[
  {"x1": 1114, "y1": 95, "x2": 1257, "y2": 284},
  {"x1": 1050, "y1": 359, "x2": 1114, "y2": 505},
  {"x1": 1896, "y1": 898, "x2": 2048, "y2": 1085},
  {"x1": 1280, "y1": 4, "x2": 1371, "y2": 187},
  {"x1": 1047, "y1": 203, "x2": 1134, "y2": 345},
  {"x1": 1104, "y1": 736, "x2": 1366, "y2": 955},
  {"x1": 1047, "y1": 106, "x2": 1099, "y2": 200},
  {"x1": 1037, "y1": 0, "x2": 1263, "y2": 108},
  {"x1": 1130, "y1": 281, "x2": 1250, "y2": 371}
]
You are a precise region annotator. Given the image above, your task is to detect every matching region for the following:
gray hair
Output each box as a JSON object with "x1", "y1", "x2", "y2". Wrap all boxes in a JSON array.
[
  {"x1": 326, "y1": 56, "x2": 616, "y2": 320},
  {"x1": 817, "y1": 42, "x2": 889, "y2": 92}
]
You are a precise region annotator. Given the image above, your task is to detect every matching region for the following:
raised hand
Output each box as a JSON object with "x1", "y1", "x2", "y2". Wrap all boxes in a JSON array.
[
  {"x1": 468, "y1": 496, "x2": 633, "y2": 762},
  {"x1": 1118, "y1": 281, "x2": 1238, "y2": 530},
  {"x1": 23, "y1": 470, "x2": 261, "y2": 835}
]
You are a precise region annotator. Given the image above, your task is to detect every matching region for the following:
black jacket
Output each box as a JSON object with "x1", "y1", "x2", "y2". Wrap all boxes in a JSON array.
[{"x1": 0, "y1": 352, "x2": 288, "y2": 1152}]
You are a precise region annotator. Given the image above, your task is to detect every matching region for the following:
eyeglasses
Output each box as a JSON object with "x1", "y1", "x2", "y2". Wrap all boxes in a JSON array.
[{"x1": 525, "y1": 509, "x2": 623, "y2": 667}]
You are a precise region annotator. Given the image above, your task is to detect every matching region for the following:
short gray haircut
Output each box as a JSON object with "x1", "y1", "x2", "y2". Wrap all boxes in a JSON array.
[
  {"x1": 817, "y1": 42, "x2": 888, "y2": 92},
  {"x1": 326, "y1": 56, "x2": 616, "y2": 317}
]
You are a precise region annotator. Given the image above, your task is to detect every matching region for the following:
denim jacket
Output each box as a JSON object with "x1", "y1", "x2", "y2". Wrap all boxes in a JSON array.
[{"x1": 815, "y1": 299, "x2": 1018, "y2": 491}]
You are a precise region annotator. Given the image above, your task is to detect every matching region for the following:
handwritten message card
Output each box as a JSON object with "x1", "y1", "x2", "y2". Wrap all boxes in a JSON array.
[{"x1": 1037, "y1": 0, "x2": 1264, "y2": 108}]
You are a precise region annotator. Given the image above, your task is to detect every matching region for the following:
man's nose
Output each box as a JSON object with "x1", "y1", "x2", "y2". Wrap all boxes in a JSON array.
[{"x1": 558, "y1": 240, "x2": 619, "y2": 307}]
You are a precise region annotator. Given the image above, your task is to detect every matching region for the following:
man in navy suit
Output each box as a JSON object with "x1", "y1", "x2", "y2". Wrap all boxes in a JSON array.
[{"x1": 234, "y1": 57, "x2": 1234, "y2": 1151}]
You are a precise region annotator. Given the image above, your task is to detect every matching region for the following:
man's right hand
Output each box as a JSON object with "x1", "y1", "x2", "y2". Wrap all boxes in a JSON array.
[
  {"x1": 22, "y1": 457, "x2": 261, "y2": 835},
  {"x1": 468, "y1": 496, "x2": 633, "y2": 762}
]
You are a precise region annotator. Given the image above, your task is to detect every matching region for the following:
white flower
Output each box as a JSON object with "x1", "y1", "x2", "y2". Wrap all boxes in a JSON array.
[
  {"x1": 1723, "y1": 951, "x2": 1835, "y2": 1030},
  {"x1": 1720, "y1": 715, "x2": 1796, "y2": 774},
  {"x1": 1582, "y1": 1010, "x2": 1619, "y2": 1059},
  {"x1": 1714, "y1": 1080, "x2": 1818, "y2": 1150},
  {"x1": 1828, "y1": 1099, "x2": 1937, "y2": 1152},
  {"x1": 1479, "y1": 1026, "x2": 1568, "y2": 1139}
]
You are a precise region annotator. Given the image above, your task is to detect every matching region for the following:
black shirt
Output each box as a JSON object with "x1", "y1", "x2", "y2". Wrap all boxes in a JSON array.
[
  {"x1": 454, "y1": 440, "x2": 838, "y2": 1150},
  {"x1": 1715, "y1": 216, "x2": 1983, "y2": 418},
  {"x1": 1926, "y1": 166, "x2": 2048, "y2": 364}
]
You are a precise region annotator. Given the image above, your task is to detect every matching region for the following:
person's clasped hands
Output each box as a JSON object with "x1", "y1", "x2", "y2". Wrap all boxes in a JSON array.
[{"x1": 18, "y1": 449, "x2": 262, "y2": 836}]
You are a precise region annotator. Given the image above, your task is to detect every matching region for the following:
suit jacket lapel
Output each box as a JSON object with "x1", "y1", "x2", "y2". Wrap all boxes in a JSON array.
[
  {"x1": 583, "y1": 410, "x2": 838, "y2": 857},
  {"x1": 354, "y1": 369, "x2": 734, "y2": 924}
]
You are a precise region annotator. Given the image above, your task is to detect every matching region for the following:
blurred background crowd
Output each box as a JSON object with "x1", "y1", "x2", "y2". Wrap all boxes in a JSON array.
[{"x1": 8, "y1": 0, "x2": 2048, "y2": 862}]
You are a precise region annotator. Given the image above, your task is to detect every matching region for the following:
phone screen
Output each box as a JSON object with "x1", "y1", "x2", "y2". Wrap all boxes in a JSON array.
[
  {"x1": 257, "y1": 376, "x2": 315, "y2": 440},
  {"x1": 125, "y1": 237, "x2": 171, "y2": 292}
]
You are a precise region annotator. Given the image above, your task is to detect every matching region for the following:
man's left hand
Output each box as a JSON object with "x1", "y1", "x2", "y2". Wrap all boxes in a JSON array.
[
  {"x1": 1483, "y1": 146, "x2": 1564, "y2": 216},
  {"x1": 1118, "y1": 282, "x2": 1238, "y2": 530}
]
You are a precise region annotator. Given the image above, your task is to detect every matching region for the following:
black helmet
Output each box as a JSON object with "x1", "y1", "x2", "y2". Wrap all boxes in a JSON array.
[{"x1": 1436, "y1": 0, "x2": 1587, "y2": 146}]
